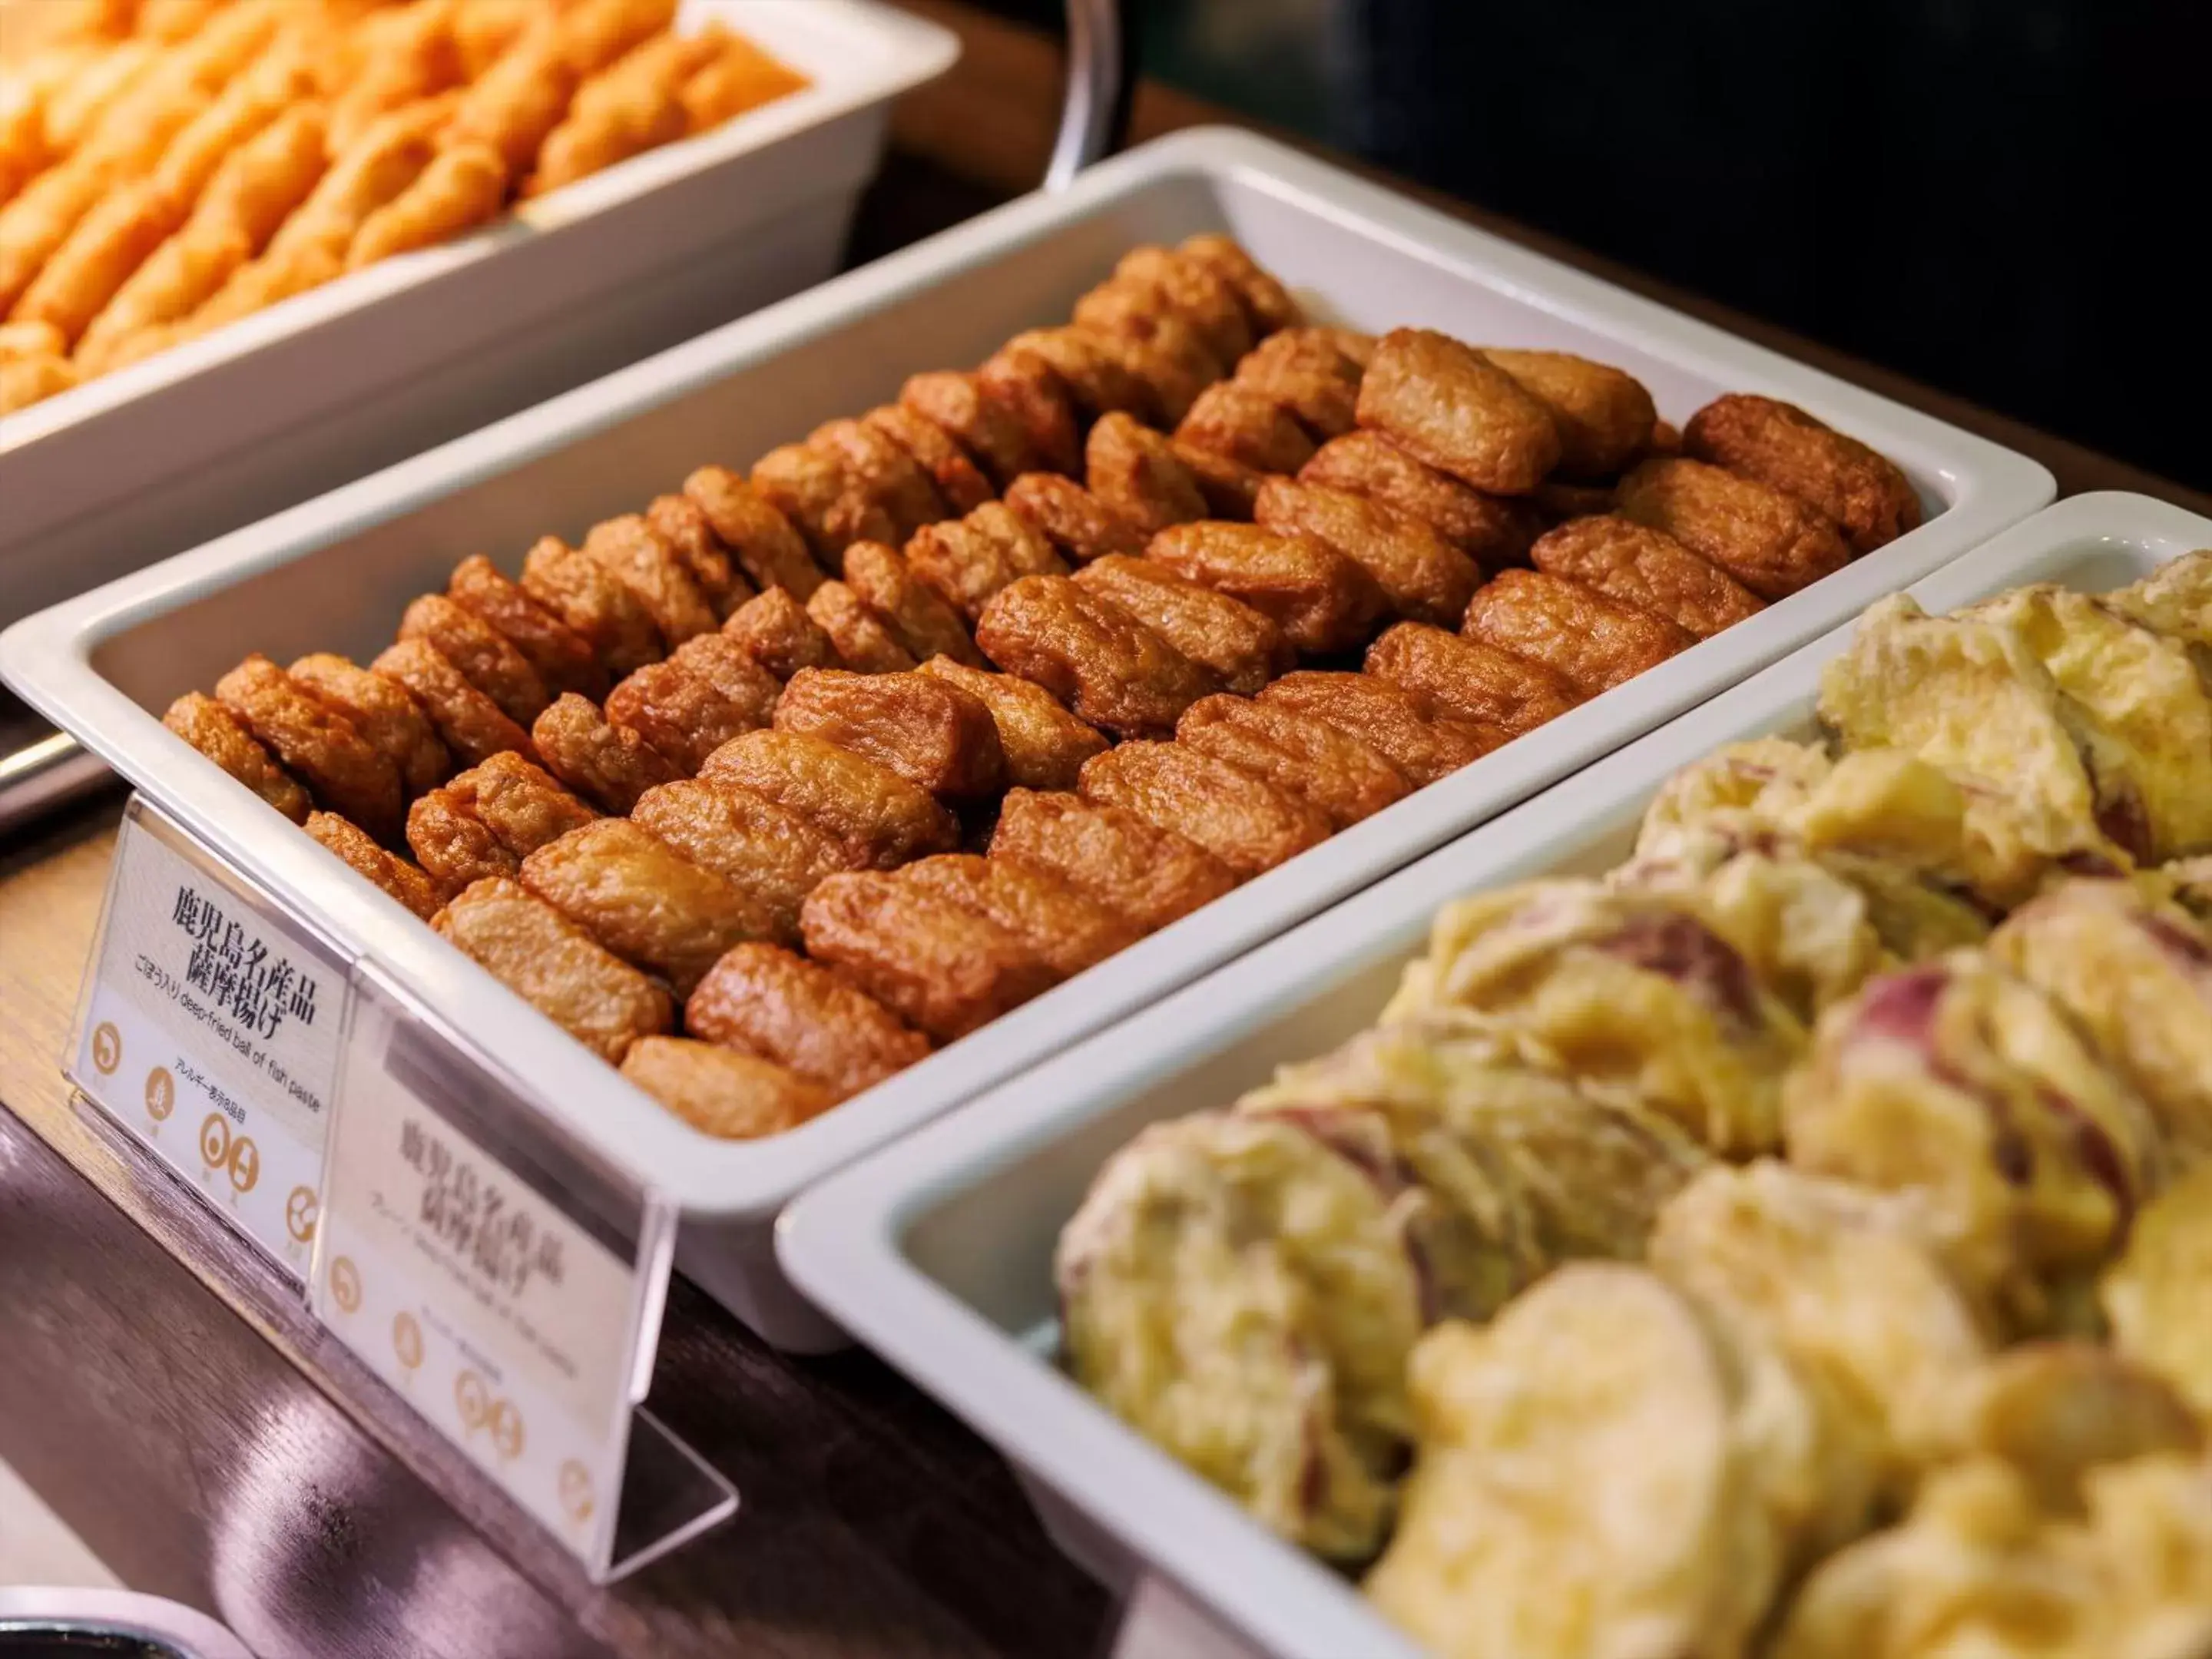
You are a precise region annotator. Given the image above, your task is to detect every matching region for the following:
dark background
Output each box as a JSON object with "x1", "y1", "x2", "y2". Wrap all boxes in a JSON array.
[{"x1": 976, "y1": 0, "x2": 2210, "y2": 492}]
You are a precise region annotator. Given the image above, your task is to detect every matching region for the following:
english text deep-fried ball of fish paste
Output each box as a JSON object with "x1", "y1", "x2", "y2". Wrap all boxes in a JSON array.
[
  {"x1": 862, "y1": 402, "x2": 995, "y2": 515},
  {"x1": 602, "y1": 633, "x2": 782, "y2": 777},
  {"x1": 1176, "y1": 694, "x2": 1409, "y2": 830},
  {"x1": 772, "y1": 667, "x2": 1006, "y2": 802},
  {"x1": 1254, "y1": 477, "x2": 1481, "y2": 628},
  {"x1": 1230, "y1": 326, "x2": 1366, "y2": 440},
  {"x1": 1056, "y1": 1111, "x2": 1420, "y2": 1560},
  {"x1": 630, "y1": 777, "x2": 856, "y2": 943},
  {"x1": 215, "y1": 654, "x2": 403, "y2": 842},
  {"x1": 1174, "y1": 381, "x2": 1317, "y2": 475},
  {"x1": 519, "y1": 535, "x2": 664, "y2": 679},
  {"x1": 840, "y1": 539, "x2": 983, "y2": 669},
  {"x1": 899, "y1": 853, "x2": 1142, "y2": 979},
  {"x1": 1618, "y1": 457, "x2": 1852, "y2": 601},
  {"x1": 1462, "y1": 567, "x2": 1696, "y2": 697},
  {"x1": 1079, "y1": 741, "x2": 1333, "y2": 879},
  {"x1": 905, "y1": 503, "x2": 1070, "y2": 624},
  {"x1": 287, "y1": 652, "x2": 450, "y2": 800},
  {"x1": 682, "y1": 464, "x2": 826, "y2": 602},
  {"x1": 805, "y1": 581, "x2": 916, "y2": 675},
  {"x1": 1002, "y1": 474, "x2": 1148, "y2": 568},
  {"x1": 1071, "y1": 555, "x2": 1293, "y2": 696},
  {"x1": 720, "y1": 586, "x2": 843, "y2": 681},
  {"x1": 2101, "y1": 1163, "x2": 2212, "y2": 1419},
  {"x1": 581, "y1": 513, "x2": 717, "y2": 651},
  {"x1": 975, "y1": 575, "x2": 1216, "y2": 739},
  {"x1": 1083, "y1": 410, "x2": 1208, "y2": 535},
  {"x1": 163, "y1": 692, "x2": 313, "y2": 823},
  {"x1": 1482, "y1": 348, "x2": 1657, "y2": 480},
  {"x1": 619, "y1": 1037, "x2": 833, "y2": 1141},
  {"x1": 686, "y1": 941, "x2": 929, "y2": 1102},
  {"x1": 989, "y1": 787, "x2": 1239, "y2": 932},
  {"x1": 1685, "y1": 393, "x2": 1921, "y2": 555},
  {"x1": 433, "y1": 876, "x2": 673, "y2": 1064},
  {"x1": 644, "y1": 492, "x2": 751, "y2": 621},
  {"x1": 697, "y1": 729, "x2": 959, "y2": 870},
  {"x1": 398, "y1": 594, "x2": 551, "y2": 728},
  {"x1": 1364, "y1": 621, "x2": 1579, "y2": 740},
  {"x1": 446, "y1": 555, "x2": 610, "y2": 701},
  {"x1": 1529, "y1": 513, "x2": 1764, "y2": 640},
  {"x1": 912, "y1": 658, "x2": 1106, "y2": 793},
  {"x1": 1147, "y1": 522, "x2": 1385, "y2": 656},
  {"x1": 800, "y1": 869, "x2": 1059, "y2": 1041},
  {"x1": 1355, "y1": 327, "x2": 1561, "y2": 495},
  {"x1": 806, "y1": 417, "x2": 949, "y2": 544},
  {"x1": 1258, "y1": 671, "x2": 1497, "y2": 786},
  {"x1": 306, "y1": 811, "x2": 445, "y2": 921},
  {"x1": 1300, "y1": 431, "x2": 1543, "y2": 565}
]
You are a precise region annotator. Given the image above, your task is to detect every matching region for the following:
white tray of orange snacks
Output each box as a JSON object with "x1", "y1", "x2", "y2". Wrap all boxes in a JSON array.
[
  {"x1": 0, "y1": 128, "x2": 2051, "y2": 1348},
  {"x1": 0, "y1": 0, "x2": 958, "y2": 624},
  {"x1": 780, "y1": 492, "x2": 2212, "y2": 1659}
]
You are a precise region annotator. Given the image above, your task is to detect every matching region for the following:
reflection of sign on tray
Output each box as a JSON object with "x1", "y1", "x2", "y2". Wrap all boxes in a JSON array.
[{"x1": 69, "y1": 798, "x2": 348, "y2": 1279}]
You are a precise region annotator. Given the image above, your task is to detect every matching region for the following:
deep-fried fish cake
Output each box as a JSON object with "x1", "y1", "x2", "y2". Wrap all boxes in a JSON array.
[
  {"x1": 1175, "y1": 439, "x2": 1268, "y2": 522},
  {"x1": 906, "y1": 502, "x2": 1071, "y2": 623},
  {"x1": 1685, "y1": 393, "x2": 1920, "y2": 555},
  {"x1": 749, "y1": 441, "x2": 896, "y2": 571},
  {"x1": 899, "y1": 369, "x2": 1035, "y2": 489},
  {"x1": 372, "y1": 637, "x2": 539, "y2": 773},
  {"x1": 861, "y1": 402, "x2": 995, "y2": 515},
  {"x1": 989, "y1": 787, "x2": 1240, "y2": 930},
  {"x1": 1069, "y1": 276, "x2": 1227, "y2": 419},
  {"x1": 398, "y1": 593, "x2": 550, "y2": 727},
  {"x1": 772, "y1": 667, "x2": 1007, "y2": 801},
  {"x1": 840, "y1": 540, "x2": 983, "y2": 668},
  {"x1": 519, "y1": 534, "x2": 664, "y2": 678},
  {"x1": 1084, "y1": 410, "x2": 1208, "y2": 534},
  {"x1": 1174, "y1": 382, "x2": 1317, "y2": 475},
  {"x1": 1462, "y1": 568, "x2": 1696, "y2": 697},
  {"x1": 1110, "y1": 244, "x2": 1252, "y2": 364},
  {"x1": 1175, "y1": 695, "x2": 1409, "y2": 829},
  {"x1": 1482, "y1": 348, "x2": 1656, "y2": 479},
  {"x1": 406, "y1": 783, "x2": 513, "y2": 890},
  {"x1": 581, "y1": 513, "x2": 717, "y2": 649},
  {"x1": 1254, "y1": 476, "x2": 1481, "y2": 628},
  {"x1": 306, "y1": 810, "x2": 444, "y2": 919},
  {"x1": 286, "y1": 652, "x2": 449, "y2": 798},
  {"x1": 1355, "y1": 328, "x2": 1561, "y2": 495},
  {"x1": 1177, "y1": 232, "x2": 1300, "y2": 335},
  {"x1": 900, "y1": 853, "x2": 1141, "y2": 979},
  {"x1": 805, "y1": 581, "x2": 916, "y2": 674},
  {"x1": 618, "y1": 1037, "x2": 833, "y2": 1139},
  {"x1": 644, "y1": 492, "x2": 751, "y2": 619},
  {"x1": 1079, "y1": 741, "x2": 1333, "y2": 878},
  {"x1": 800, "y1": 870, "x2": 1059, "y2": 1041},
  {"x1": 433, "y1": 876, "x2": 672, "y2": 1064},
  {"x1": 528, "y1": 690, "x2": 681, "y2": 814},
  {"x1": 697, "y1": 729, "x2": 959, "y2": 869},
  {"x1": 407, "y1": 750, "x2": 598, "y2": 891},
  {"x1": 686, "y1": 942, "x2": 929, "y2": 1101},
  {"x1": 975, "y1": 575, "x2": 1216, "y2": 739},
  {"x1": 631, "y1": 777, "x2": 857, "y2": 942},
  {"x1": 680, "y1": 464, "x2": 826, "y2": 601},
  {"x1": 603, "y1": 633, "x2": 782, "y2": 776},
  {"x1": 998, "y1": 326, "x2": 1155, "y2": 422},
  {"x1": 1366, "y1": 621, "x2": 1581, "y2": 738},
  {"x1": 161, "y1": 692, "x2": 312, "y2": 823},
  {"x1": 721, "y1": 586, "x2": 842, "y2": 680},
  {"x1": 1071, "y1": 554, "x2": 1293, "y2": 696},
  {"x1": 1618, "y1": 458, "x2": 1853, "y2": 601},
  {"x1": 519, "y1": 819, "x2": 779, "y2": 997},
  {"x1": 912, "y1": 657, "x2": 1107, "y2": 792},
  {"x1": 1528, "y1": 513, "x2": 1764, "y2": 640},
  {"x1": 976, "y1": 349, "x2": 1081, "y2": 476},
  {"x1": 1231, "y1": 326, "x2": 1364, "y2": 439},
  {"x1": 215, "y1": 654, "x2": 402, "y2": 841},
  {"x1": 1146, "y1": 522, "x2": 1386, "y2": 656},
  {"x1": 1300, "y1": 431, "x2": 1542, "y2": 564},
  {"x1": 445, "y1": 555, "x2": 610, "y2": 700},
  {"x1": 1258, "y1": 671, "x2": 1497, "y2": 786},
  {"x1": 806, "y1": 417, "x2": 949, "y2": 544},
  {"x1": 1002, "y1": 473, "x2": 1147, "y2": 566}
]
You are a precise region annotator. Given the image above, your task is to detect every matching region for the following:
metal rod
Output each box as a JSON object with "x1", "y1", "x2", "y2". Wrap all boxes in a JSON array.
[
  {"x1": 0, "y1": 729, "x2": 110, "y2": 837},
  {"x1": 1046, "y1": 0, "x2": 1130, "y2": 191}
]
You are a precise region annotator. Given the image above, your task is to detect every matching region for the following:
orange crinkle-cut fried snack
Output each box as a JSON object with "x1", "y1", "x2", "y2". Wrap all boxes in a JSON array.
[{"x1": 0, "y1": 1, "x2": 810, "y2": 415}]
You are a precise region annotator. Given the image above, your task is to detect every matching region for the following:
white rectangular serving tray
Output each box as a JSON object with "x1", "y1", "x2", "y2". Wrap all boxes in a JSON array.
[
  {"x1": 776, "y1": 492, "x2": 2212, "y2": 1659},
  {"x1": 0, "y1": 0, "x2": 959, "y2": 628},
  {"x1": 0, "y1": 126, "x2": 2052, "y2": 1350}
]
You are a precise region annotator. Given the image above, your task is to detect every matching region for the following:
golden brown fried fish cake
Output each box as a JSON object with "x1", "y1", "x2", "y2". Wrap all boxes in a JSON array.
[
  {"x1": 721, "y1": 586, "x2": 842, "y2": 680},
  {"x1": 426, "y1": 757, "x2": 594, "y2": 883},
  {"x1": 905, "y1": 503, "x2": 1071, "y2": 623},
  {"x1": 749, "y1": 441, "x2": 895, "y2": 572},
  {"x1": 306, "y1": 810, "x2": 444, "y2": 920},
  {"x1": 685, "y1": 941, "x2": 929, "y2": 1101},
  {"x1": 397, "y1": 593, "x2": 550, "y2": 727},
  {"x1": 1177, "y1": 233, "x2": 1300, "y2": 336},
  {"x1": 1532, "y1": 481, "x2": 1618, "y2": 522},
  {"x1": 1070, "y1": 276, "x2": 1228, "y2": 422},
  {"x1": 407, "y1": 786, "x2": 515, "y2": 892},
  {"x1": 1077, "y1": 743, "x2": 1331, "y2": 878},
  {"x1": 435, "y1": 876, "x2": 673, "y2": 1065},
  {"x1": 1684, "y1": 393, "x2": 1922, "y2": 555},
  {"x1": 286, "y1": 652, "x2": 449, "y2": 799},
  {"x1": 977, "y1": 349, "x2": 1082, "y2": 476},
  {"x1": 1528, "y1": 514, "x2": 1764, "y2": 641},
  {"x1": 1355, "y1": 328, "x2": 1561, "y2": 495},
  {"x1": 1174, "y1": 440, "x2": 1268, "y2": 521},
  {"x1": 1253, "y1": 476, "x2": 1481, "y2": 628},
  {"x1": 1257, "y1": 671, "x2": 1498, "y2": 786},
  {"x1": 519, "y1": 819, "x2": 779, "y2": 997},
  {"x1": 215, "y1": 654, "x2": 403, "y2": 841},
  {"x1": 1175, "y1": 694, "x2": 1410, "y2": 830},
  {"x1": 1175, "y1": 382, "x2": 1318, "y2": 475},
  {"x1": 161, "y1": 691, "x2": 312, "y2": 823},
  {"x1": 1071, "y1": 554, "x2": 1293, "y2": 696},
  {"x1": 1084, "y1": 411, "x2": 1209, "y2": 534},
  {"x1": 771, "y1": 667, "x2": 1007, "y2": 801},
  {"x1": 1649, "y1": 419, "x2": 1683, "y2": 456},
  {"x1": 445, "y1": 555, "x2": 610, "y2": 700},
  {"x1": 618, "y1": 1037, "x2": 833, "y2": 1139},
  {"x1": 807, "y1": 417, "x2": 949, "y2": 543},
  {"x1": 840, "y1": 540, "x2": 983, "y2": 668},
  {"x1": 1001, "y1": 326, "x2": 1155, "y2": 422},
  {"x1": 1003, "y1": 473, "x2": 1148, "y2": 566},
  {"x1": 525, "y1": 30, "x2": 708, "y2": 197},
  {"x1": 528, "y1": 690, "x2": 680, "y2": 814},
  {"x1": 1300, "y1": 431, "x2": 1542, "y2": 564},
  {"x1": 1233, "y1": 327, "x2": 1365, "y2": 440},
  {"x1": 805, "y1": 581, "x2": 916, "y2": 674},
  {"x1": 680, "y1": 464, "x2": 826, "y2": 601},
  {"x1": 861, "y1": 402, "x2": 995, "y2": 515},
  {"x1": 581, "y1": 512, "x2": 717, "y2": 650},
  {"x1": 1463, "y1": 568, "x2": 1697, "y2": 697},
  {"x1": 631, "y1": 777, "x2": 857, "y2": 942},
  {"x1": 975, "y1": 575, "x2": 1217, "y2": 739},
  {"x1": 1365, "y1": 621, "x2": 1581, "y2": 738},
  {"x1": 1482, "y1": 349, "x2": 1657, "y2": 480},
  {"x1": 644, "y1": 492, "x2": 751, "y2": 620},
  {"x1": 800, "y1": 869, "x2": 1060, "y2": 1042},
  {"x1": 372, "y1": 637, "x2": 540, "y2": 773},
  {"x1": 901, "y1": 853, "x2": 1141, "y2": 979},
  {"x1": 520, "y1": 534, "x2": 664, "y2": 678},
  {"x1": 1111, "y1": 245, "x2": 1253, "y2": 364},
  {"x1": 912, "y1": 658, "x2": 1108, "y2": 793},
  {"x1": 1617, "y1": 458, "x2": 1853, "y2": 602},
  {"x1": 602, "y1": 633, "x2": 783, "y2": 776},
  {"x1": 346, "y1": 141, "x2": 508, "y2": 271},
  {"x1": 444, "y1": 16, "x2": 578, "y2": 174},
  {"x1": 899, "y1": 369, "x2": 1035, "y2": 489},
  {"x1": 988, "y1": 787, "x2": 1239, "y2": 931},
  {"x1": 697, "y1": 729, "x2": 960, "y2": 870},
  {"x1": 1145, "y1": 522, "x2": 1386, "y2": 656}
]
